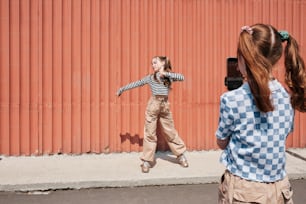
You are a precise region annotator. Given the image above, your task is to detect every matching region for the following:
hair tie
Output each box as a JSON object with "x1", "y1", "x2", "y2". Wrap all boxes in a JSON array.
[
  {"x1": 278, "y1": 30, "x2": 289, "y2": 42},
  {"x1": 241, "y1": 26, "x2": 253, "y2": 35}
]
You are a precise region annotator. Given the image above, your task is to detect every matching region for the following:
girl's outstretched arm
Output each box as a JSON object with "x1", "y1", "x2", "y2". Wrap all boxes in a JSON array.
[{"x1": 116, "y1": 75, "x2": 150, "y2": 96}]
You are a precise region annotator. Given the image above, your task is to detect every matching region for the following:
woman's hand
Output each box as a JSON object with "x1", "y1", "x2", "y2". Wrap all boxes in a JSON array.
[{"x1": 217, "y1": 138, "x2": 230, "y2": 150}]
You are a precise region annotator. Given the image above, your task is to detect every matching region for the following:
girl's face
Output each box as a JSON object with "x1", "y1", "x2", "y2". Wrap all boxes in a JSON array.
[{"x1": 151, "y1": 57, "x2": 165, "y2": 72}]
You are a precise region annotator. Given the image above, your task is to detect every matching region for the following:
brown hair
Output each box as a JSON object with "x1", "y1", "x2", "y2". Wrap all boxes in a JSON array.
[
  {"x1": 153, "y1": 56, "x2": 172, "y2": 88},
  {"x1": 237, "y1": 23, "x2": 306, "y2": 112}
]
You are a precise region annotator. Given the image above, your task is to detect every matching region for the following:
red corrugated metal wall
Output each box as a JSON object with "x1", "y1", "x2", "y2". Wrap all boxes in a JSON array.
[{"x1": 0, "y1": 0, "x2": 306, "y2": 156}]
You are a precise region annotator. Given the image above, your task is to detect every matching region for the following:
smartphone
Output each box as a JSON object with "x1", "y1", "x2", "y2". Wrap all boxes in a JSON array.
[{"x1": 224, "y1": 57, "x2": 243, "y2": 90}]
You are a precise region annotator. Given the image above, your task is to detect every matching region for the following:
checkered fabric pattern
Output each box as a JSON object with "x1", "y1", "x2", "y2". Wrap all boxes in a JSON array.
[{"x1": 216, "y1": 80, "x2": 294, "y2": 182}]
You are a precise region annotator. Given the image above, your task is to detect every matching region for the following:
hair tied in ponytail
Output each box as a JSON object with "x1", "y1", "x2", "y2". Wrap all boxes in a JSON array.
[
  {"x1": 241, "y1": 26, "x2": 253, "y2": 35},
  {"x1": 278, "y1": 30, "x2": 289, "y2": 42}
]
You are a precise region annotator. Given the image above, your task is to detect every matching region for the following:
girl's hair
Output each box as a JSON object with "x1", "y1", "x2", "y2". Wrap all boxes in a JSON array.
[
  {"x1": 237, "y1": 23, "x2": 306, "y2": 112},
  {"x1": 153, "y1": 56, "x2": 172, "y2": 88}
]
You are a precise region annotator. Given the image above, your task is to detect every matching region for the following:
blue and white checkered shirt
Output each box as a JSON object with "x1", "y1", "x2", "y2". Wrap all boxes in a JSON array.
[{"x1": 216, "y1": 80, "x2": 294, "y2": 182}]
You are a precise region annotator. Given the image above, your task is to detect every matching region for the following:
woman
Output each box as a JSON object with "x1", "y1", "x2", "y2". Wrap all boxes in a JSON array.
[{"x1": 216, "y1": 24, "x2": 306, "y2": 203}]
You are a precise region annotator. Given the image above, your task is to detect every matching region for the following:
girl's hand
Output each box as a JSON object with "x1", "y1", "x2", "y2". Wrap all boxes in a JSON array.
[
  {"x1": 116, "y1": 88, "x2": 123, "y2": 97},
  {"x1": 216, "y1": 138, "x2": 230, "y2": 150}
]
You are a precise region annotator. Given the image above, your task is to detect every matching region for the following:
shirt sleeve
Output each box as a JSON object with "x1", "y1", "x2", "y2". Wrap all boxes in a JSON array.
[
  {"x1": 117, "y1": 75, "x2": 150, "y2": 95},
  {"x1": 215, "y1": 95, "x2": 235, "y2": 140},
  {"x1": 164, "y1": 72, "x2": 184, "y2": 81}
]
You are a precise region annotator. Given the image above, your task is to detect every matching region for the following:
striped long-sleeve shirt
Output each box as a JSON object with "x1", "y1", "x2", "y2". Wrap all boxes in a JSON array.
[{"x1": 117, "y1": 72, "x2": 184, "y2": 96}]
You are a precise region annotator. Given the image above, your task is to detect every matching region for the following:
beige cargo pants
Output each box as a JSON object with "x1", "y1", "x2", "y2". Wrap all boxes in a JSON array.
[
  {"x1": 140, "y1": 96, "x2": 186, "y2": 162},
  {"x1": 218, "y1": 170, "x2": 294, "y2": 204}
]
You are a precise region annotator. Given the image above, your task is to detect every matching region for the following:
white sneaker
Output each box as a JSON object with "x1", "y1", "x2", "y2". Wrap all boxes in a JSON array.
[
  {"x1": 141, "y1": 161, "x2": 151, "y2": 173},
  {"x1": 177, "y1": 154, "x2": 189, "y2": 167}
]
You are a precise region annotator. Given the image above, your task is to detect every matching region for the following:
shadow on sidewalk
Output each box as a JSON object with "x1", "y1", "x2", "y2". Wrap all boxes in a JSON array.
[{"x1": 155, "y1": 152, "x2": 178, "y2": 164}]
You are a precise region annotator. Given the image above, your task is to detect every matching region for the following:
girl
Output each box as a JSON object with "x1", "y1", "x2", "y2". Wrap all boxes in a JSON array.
[
  {"x1": 117, "y1": 56, "x2": 188, "y2": 173},
  {"x1": 216, "y1": 24, "x2": 306, "y2": 203}
]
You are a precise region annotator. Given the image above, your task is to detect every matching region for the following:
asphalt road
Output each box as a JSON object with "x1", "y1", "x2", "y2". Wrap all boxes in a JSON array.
[{"x1": 0, "y1": 179, "x2": 305, "y2": 204}]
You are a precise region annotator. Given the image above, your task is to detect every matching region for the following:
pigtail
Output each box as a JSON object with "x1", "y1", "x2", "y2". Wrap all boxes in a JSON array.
[
  {"x1": 163, "y1": 57, "x2": 172, "y2": 88},
  {"x1": 153, "y1": 72, "x2": 158, "y2": 82},
  {"x1": 238, "y1": 27, "x2": 274, "y2": 112},
  {"x1": 284, "y1": 36, "x2": 306, "y2": 112}
]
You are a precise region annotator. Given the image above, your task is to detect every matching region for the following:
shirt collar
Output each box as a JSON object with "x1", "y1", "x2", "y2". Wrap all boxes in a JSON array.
[{"x1": 241, "y1": 79, "x2": 281, "y2": 93}]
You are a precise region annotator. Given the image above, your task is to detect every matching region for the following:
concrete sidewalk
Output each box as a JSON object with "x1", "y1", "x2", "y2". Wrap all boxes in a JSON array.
[{"x1": 0, "y1": 149, "x2": 306, "y2": 192}]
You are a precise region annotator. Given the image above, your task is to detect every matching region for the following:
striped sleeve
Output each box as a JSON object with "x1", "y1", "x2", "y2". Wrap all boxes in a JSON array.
[
  {"x1": 117, "y1": 75, "x2": 150, "y2": 95},
  {"x1": 165, "y1": 72, "x2": 184, "y2": 81}
]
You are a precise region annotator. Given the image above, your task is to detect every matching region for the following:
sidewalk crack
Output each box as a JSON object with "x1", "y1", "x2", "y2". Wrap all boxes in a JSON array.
[{"x1": 286, "y1": 150, "x2": 306, "y2": 162}]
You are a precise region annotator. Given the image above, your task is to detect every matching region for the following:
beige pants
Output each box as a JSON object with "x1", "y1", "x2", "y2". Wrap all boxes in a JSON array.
[
  {"x1": 218, "y1": 170, "x2": 294, "y2": 204},
  {"x1": 140, "y1": 96, "x2": 186, "y2": 162}
]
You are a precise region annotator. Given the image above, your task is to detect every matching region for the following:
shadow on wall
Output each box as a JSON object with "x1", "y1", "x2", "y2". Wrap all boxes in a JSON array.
[
  {"x1": 120, "y1": 133, "x2": 143, "y2": 146},
  {"x1": 119, "y1": 122, "x2": 170, "y2": 151}
]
